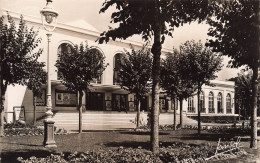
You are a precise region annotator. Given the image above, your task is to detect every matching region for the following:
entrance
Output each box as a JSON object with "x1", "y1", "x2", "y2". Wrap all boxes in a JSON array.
[
  {"x1": 86, "y1": 92, "x2": 104, "y2": 110},
  {"x1": 159, "y1": 97, "x2": 168, "y2": 112},
  {"x1": 140, "y1": 96, "x2": 148, "y2": 111},
  {"x1": 112, "y1": 94, "x2": 127, "y2": 112}
]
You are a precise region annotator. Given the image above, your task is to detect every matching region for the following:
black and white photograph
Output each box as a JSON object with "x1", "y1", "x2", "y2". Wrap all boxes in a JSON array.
[{"x1": 0, "y1": 0, "x2": 260, "y2": 162}]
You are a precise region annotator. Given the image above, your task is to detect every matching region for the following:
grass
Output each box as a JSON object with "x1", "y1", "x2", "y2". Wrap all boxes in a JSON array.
[{"x1": 0, "y1": 129, "x2": 259, "y2": 162}]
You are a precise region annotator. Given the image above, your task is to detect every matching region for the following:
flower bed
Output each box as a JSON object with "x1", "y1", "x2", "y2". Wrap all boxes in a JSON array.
[
  {"x1": 17, "y1": 142, "x2": 246, "y2": 163},
  {"x1": 4, "y1": 123, "x2": 67, "y2": 137},
  {"x1": 206, "y1": 126, "x2": 260, "y2": 136},
  {"x1": 4, "y1": 123, "x2": 44, "y2": 137},
  {"x1": 188, "y1": 115, "x2": 237, "y2": 124}
]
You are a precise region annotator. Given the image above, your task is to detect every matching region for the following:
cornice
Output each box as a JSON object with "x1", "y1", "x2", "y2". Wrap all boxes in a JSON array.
[{"x1": 1, "y1": 9, "x2": 172, "y2": 53}]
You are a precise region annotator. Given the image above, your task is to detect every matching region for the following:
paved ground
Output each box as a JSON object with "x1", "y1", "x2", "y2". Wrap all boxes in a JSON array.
[{"x1": 0, "y1": 129, "x2": 260, "y2": 162}]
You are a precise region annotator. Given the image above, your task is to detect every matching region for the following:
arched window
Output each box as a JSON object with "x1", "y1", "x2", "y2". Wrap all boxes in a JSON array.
[
  {"x1": 188, "y1": 97, "x2": 195, "y2": 113},
  {"x1": 57, "y1": 43, "x2": 73, "y2": 80},
  {"x1": 200, "y1": 92, "x2": 205, "y2": 113},
  {"x1": 113, "y1": 53, "x2": 124, "y2": 85},
  {"x1": 226, "y1": 93, "x2": 232, "y2": 113},
  {"x1": 89, "y1": 48, "x2": 103, "y2": 84},
  {"x1": 217, "y1": 93, "x2": 223, "y2": 113},
  {"x1": 208, "y1": 92, "x2": 214, "y2": 113}
]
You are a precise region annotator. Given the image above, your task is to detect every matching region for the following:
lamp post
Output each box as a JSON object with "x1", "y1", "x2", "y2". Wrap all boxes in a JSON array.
[{"x1": 40, "y1": 0, "x2": 58, "y2": 148}]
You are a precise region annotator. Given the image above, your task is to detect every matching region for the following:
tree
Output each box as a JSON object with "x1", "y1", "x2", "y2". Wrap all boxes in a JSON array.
[
  {"x1": 98, "y1": 0, "x2": 212, "y2": 154},
  {"x1": 55, "y1": 43, "x2": 106, "y2": 133},
  {"x1": 230, "y1": 70, "x2": 260, "y2": 120},
  {"x1": 206, "y1": 0, "x2": 260, "y2": 148},
  {"x1": 161, "y1": 50, "x2": 196, "y2": 130},
  {"x1": 119, "y1": 45, "x2": 152, "y2": 127},
  {"x1": 26, "y1": 61, "x2": 46, "y2": 125},
  {"x1": 181, "y1": 40, "x2": 222, "y2": 135},
  {"x1": 0, "y1": 14, "x2": 43, "y2": 136}
]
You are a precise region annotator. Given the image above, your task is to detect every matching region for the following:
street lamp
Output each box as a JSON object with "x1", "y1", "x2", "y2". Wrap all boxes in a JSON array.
[{"x1": 40, "y1": 0, "x2": 58, "y2": 148}]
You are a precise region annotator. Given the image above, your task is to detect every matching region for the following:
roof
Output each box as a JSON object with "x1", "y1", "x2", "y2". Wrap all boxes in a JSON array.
[{"x1": 66, "y1": 19, "x2": 99, "y2": 33}]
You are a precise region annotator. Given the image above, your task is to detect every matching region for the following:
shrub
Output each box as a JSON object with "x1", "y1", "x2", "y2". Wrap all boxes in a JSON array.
[
  {"x1": 159, "y1": 142, "x2": 215, "y2": 162},
  {"x1": 17, "y1": 143, "x2": 246, "y2": 163},
  {"x1": 188, "y1": 115, "x2": 238, "y2": 123},
  {"x1": 4, "y1": 123, "x2": 44, "y2": 136},
  {"x1": 4, "y1": 122, "x2": 67, "y2": 137},
  {"x1": 207, "y1": 126, "x2": 260, "y2": 136}
]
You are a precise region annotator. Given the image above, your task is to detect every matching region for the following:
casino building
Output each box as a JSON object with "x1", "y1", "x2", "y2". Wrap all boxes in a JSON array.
[{"x1": 1, "y1": 10, "x2": 235, "y2": 123}]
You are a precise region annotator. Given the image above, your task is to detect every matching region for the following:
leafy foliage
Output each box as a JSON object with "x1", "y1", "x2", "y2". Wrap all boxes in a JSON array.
[
  {"x1": 3, "y1": 123, "x2": 68, "y2": 137},
  {"x1": 4, "y1": 123, "x2": 44, "y2": 137},
  {"x1": 206, "y1": 0, "x2": 260, "y2": 148},
  {"x1": 207, "y1": 0, "x2": 259, "y2": 69},
  {"x1": 180, "y1": 40, "x2": 223, "y2": 89},
  {"x1": 17, "y1": 142, "x2": 246, "y2": 163},
  {"x1": 0, "y1": 13, "x2": 44, "y2": 136},
  {"x1": 98, "y1": 0, "x2": 214, "y2": 154},
  {"x1": 98, "y1": 0, "x2": 213, "y2": 44},
  {"x1": 26, "y1": 61, "x2": 46, "y2": 98},
  {"x1": 180, "y1": 40, "x2": 223, "y2": 134},
  {"x1": 0, "y1": 13, "x2": 43, "y2": 94},
  {"x1": 16, "y1": 143, "x2": 217, "y2": 163},
  {"x1": 119, "y1": 45, "x2": 152, "y2": 99},
  {"x1": 56, "y1": 43, "x2": 106, "y2": 92},
  {"x1": 161, "y1": 49, "x2": 196, "y2": 101},
  {"x1": 119, "y1": 45, "x2": 152, "y2": 127},
  {"x1": 230, "y1": 70, "x2": 260, "y2": 118},
  {"x1": 55, "y1": 43, "x2": 106, "y2": 132}
]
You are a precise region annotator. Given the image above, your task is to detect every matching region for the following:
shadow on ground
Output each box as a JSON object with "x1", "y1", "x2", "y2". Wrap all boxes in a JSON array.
[
  {"x1": 119, "y1": 131, "x2": 170, "y2": 136},
  {"x1": 174, "y1": 133, "x2": 234, "y2": 142}
]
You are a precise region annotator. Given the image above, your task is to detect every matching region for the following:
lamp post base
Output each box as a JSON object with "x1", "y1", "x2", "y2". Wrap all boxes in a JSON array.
[{"x1": 43, "y1": 120, "x2": 57, "y2": 148}]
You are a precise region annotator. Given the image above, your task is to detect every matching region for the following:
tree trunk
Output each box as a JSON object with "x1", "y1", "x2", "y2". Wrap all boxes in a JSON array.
[
  {"x1": 33, "y1": 95, "x2": 37, "y2": 125},
  {"x1": 173, "y1": 97, "x2": 176, "y2": 130},
  {"x1": 150, "y1": 23, "x2": 162, "y2": 155},
  {"x1": 0, "y1": 107, "x2": 3, "y2": 137},
  {"x1": 78, "y1": 91, "x2": 83, "y2": 133},
  {"x1": 250, "y1": 66, "x2": 258, "y2": 149},
  {"x1": 136, "y1": 97, "x2": 140, "y2": 128},
  {"x1": 180, "y1": 99, "x2": 183, "y2": 129},
  {"x1": 0, "y1": 45, "x2": 3, "y2": 136},
  {"x1": 0, "y1": 94, "x2": 5, "y2": 137},
  {"x1": 238, "y1": 106, "x2": 241, "y2": 121},
  {"x1": 244, "y1": 106, "x2": 247, "y2": 120},
  {"x1": 197, "y1": 90, "x2": 201, "y2": 135}
]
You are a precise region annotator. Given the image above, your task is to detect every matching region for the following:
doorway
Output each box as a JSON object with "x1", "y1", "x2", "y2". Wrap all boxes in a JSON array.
[
  {"x1": 140, "y1": 96, "x2": 148, "y2": 111},
  {"x1": 112, "y1": 94, "x2": 127, "y2": 112},
  {"x1": 86, "y1": 92, "x2": 104, "y2": 110}
]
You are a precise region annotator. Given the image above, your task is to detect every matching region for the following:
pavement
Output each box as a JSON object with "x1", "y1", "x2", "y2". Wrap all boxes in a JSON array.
[{"x1": 52, "y1": 111, "x2": 197, "y2": 132}]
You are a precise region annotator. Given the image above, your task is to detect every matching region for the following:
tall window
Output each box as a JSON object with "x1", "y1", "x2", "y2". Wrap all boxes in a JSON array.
[
  {"x1": 113, "y1": 53, "x2": 124, "y2": 85},
  {"x1": 89, "y1": 48, "x2": 103, "y2": 84},
  {"x1": 200, "y1": 92, "x2": 205, "y2": 113},
  {"x1": 57, "y1": 43, "x2": 73, "y2": 80},
  {"x1": 226, "y1": 93, "x2": 232, "y2": 113},
  {"x1": 188, "y1": 97, "x2": 195, "y2": 113},
  {"x1": 217, "y1": 93, "x2": 223, "y2": 113},
  {"x1": 208, "y1": 92, "x2": 214, "y2": 113}
]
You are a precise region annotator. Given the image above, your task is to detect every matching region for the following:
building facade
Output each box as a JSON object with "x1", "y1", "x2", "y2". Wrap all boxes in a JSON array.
[{"x1": 2, "y1": 10, "x2": 235, "y2": 123}]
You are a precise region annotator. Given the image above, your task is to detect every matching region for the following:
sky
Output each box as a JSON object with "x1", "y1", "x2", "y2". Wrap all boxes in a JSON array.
[{"x1": 0, "y1": 0, "x2": 242, "y2": 80}]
